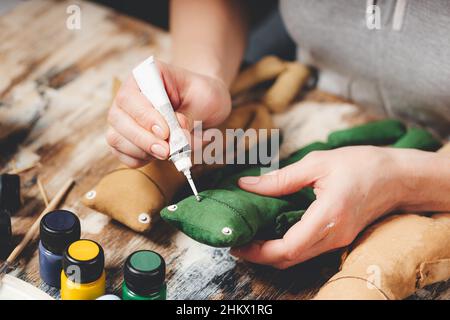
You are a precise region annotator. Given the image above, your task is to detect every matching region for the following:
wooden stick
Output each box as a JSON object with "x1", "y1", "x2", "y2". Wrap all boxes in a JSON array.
[
  {"x1": 8, "y1": 163, "x2": 39, "y2": 175},
  {"x1": 5, "y1": 178, "x2": 74, "y2": 264},
  {"x1": 11, "y1": 159, "x2": 18, "y2": 172},
  {"x1": 37, "y1": 177, "x2": 49, "y2": 207}
]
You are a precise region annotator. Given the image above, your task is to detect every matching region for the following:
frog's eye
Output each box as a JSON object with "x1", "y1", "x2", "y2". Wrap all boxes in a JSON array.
[
  {"x1": 85, "y1": 190, "x2": 96, "y2": 200},
  {"x1": 167, "y1": 204, "x2": 178, "y2": 212},
  {"x1": 222, "y1": 227, "x2": 233, "y2": 236},
  {"x1": 138, "y1": 213, "x2": 150, "y2": 224}
]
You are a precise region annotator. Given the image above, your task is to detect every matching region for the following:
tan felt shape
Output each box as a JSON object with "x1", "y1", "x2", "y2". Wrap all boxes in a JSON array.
[
  {"x1": 314, "y1": 143, "x2": 450, "y2": 300},
  {"x1": 314, "y1": 213, "x2": 450, "y2": 300},
  {"x1": 83, "y1": 169, "x2": 165, "y2": 233},
  {"x1": 263, "y1": 62, "x2": 310, "y2": 113},
  {"x1": 230, "y1": 56, "x2": 286, "y2": 96}
]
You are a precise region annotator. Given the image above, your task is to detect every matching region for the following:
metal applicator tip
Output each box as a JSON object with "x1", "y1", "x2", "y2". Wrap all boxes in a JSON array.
[{"x1": 184, "y1": 170, "x2": 201, "y2": 202}]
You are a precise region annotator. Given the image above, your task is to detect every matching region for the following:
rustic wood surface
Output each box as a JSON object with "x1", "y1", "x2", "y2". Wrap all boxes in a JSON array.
[{"x1": 0, "y1": 0, "x2": 448, "y2": 300}]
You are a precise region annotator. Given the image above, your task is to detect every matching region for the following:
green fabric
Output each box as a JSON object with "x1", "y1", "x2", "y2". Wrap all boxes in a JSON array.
[
  {"x1": 280, "y1": 142, "x2": 330, "y2": 167},
  {"x1": 391, "y1": 127, "x2": 442, "y2": 151},
  {"x1": 327, "y1": 119, "x2": 406, "y2": 148},
  {"x1": 161, "y1": 120, "x2": 441, "y2": 248},
  {"x1": 274, "y1": 210, "x2": 306, "y2": 237}
]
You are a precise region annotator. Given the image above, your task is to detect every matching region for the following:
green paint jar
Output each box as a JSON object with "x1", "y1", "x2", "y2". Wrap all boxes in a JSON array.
[{"x1": 122, "y1": 250, "x2": 166, "y2": 300}]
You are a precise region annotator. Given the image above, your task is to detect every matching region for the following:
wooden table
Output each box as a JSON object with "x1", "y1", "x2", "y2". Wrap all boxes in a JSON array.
[{"x1": 1, "y1": 0, "x2": 448, "y2": 300}]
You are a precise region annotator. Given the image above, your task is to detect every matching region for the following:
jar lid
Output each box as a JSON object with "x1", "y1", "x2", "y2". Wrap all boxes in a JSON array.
[
  {"x1": 124, "y1": 250, "x2": 165, "y2": 296},
  {"x1": 63, "y1": 239, "x2": 104, "y2": 284},
  {"x1": 40, "y1": 210, "x2": 81, "y2": 255}
]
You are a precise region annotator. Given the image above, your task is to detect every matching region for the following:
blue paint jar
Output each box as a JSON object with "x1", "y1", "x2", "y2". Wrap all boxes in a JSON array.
[{"x1": 39, "y1": 210, "x2": 80, "y2": 288}]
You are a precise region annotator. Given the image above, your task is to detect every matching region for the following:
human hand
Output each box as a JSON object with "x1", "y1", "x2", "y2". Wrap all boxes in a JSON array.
[
  {"x1": 107, "y1": 60, "x2": 231, "y2": 168},
  {"x1": 232, "y1": 146, "x2": 421, "y2": 269}
]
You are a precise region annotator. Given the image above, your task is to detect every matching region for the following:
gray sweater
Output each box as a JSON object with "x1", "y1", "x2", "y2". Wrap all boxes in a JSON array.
[{"x1": 280, "y1": 0, "x2": 450, "y2": 137}]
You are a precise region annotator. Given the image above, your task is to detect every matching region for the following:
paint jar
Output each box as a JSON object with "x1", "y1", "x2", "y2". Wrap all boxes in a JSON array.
[
  {"x1": 61, "y1": 239, "x2": 105, "y2": 300},
  {"x1": 39, "y1": 210, "x2": 81, "y2": 288},
  {"x1": 0, "y1": 174, "x2": 21, "y2": 214},
  {"x1": 122, "y1": 250, "x2": 166, "y2": 300},
  {"x1": 96, "y1": 294, "x2": 121, "y2": 300},
  {"x1": 0, "y1": 210, "x2": 12, "y2": 260}
]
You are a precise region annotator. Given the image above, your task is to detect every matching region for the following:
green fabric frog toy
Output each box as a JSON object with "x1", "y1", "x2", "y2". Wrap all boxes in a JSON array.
[{"x1": 161, "y1": 120, "x2": 441, "y2": 248}]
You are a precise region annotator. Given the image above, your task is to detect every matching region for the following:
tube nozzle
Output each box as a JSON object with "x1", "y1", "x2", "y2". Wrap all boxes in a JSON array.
[{"x1": 184, "y1": 170, "x2": 201, "y2": 202}]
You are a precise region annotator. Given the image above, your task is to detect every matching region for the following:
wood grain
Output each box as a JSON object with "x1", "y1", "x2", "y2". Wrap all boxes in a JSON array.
[{"x1": 1, "y1": 0, "x2": 448, "y2": 300}]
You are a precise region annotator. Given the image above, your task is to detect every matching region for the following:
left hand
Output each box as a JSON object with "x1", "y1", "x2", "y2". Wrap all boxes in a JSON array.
[{"x1": 231, "y1": 146, "x2": 423, "y2": 269}]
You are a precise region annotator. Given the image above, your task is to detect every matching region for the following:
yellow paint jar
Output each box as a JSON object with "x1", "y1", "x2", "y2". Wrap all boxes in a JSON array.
[{"x1": 60, "y1": 239, "x2": 105, "y2": 300}]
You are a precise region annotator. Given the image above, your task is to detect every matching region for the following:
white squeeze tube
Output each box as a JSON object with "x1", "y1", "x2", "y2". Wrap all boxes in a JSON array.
[{"x1": 132, "y1": 56, "x2": 201, "y2": 201}]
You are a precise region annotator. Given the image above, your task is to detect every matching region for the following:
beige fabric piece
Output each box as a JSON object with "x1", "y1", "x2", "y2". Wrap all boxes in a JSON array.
[
  {"x1": 230, "y1": 56, "x2": 286, "y2": 95},
  {"x1": 83, "y1": 168, "x2": 166, "y2": 232},
  {"x1": 314, "y1": 276, "x2": 389, "y2": 300},
  {"x1": 314, "y1": 144, "x2": 450, "y2": 300},
  {"x1": 438, "y1": 142, "x2": 450, "y2": 154},
  {"x1": 83, "y1": 102, "x2": 273, "y2": 232},
  {"x1": 263, "y1": 62, "x2": 310, "y2": 113},
  {"x1": 314, "y1": 213, "x2": 450, "y2": 300},
  {"x1": 418, "y1": 258, "x2": 450, "y2": 288}
]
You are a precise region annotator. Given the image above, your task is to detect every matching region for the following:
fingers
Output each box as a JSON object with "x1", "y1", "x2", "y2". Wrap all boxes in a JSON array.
[
  {"x1": 176, "y1": 112, "x2": 193, "y2": 133},
  {"x1": 116, "y1": 76, "x2": 170, "y2": 140},
  {"x1": 110, "y1": 148, "x2": 147, "y2": 169},
  {"x1": 231, "y1": 239, "x2": 289, "y2": 266},
  {"x1": 284, "y1": 232, "x2": 341, "y2": 268},
  {"x1": 108, "y1": 104, "x2": 170, "y2": 160},
  {"x1": 238, "y1": 153, "x2": 323, "y2": 196},
  {"x1": 106, "y1": 127, "x2": 151, "y2": 160},
  {"x1": 160, "y1": 61, "x2": 231, "y2": 128},
  {"x1": 271, "y1": 221, "x2": 354, "y2": 270},
  {"x1": 231, "y1": 195, "x2": 340, "y2": 269}
]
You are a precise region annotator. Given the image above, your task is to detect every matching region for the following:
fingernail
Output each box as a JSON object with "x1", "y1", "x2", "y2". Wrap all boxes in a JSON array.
[
  {"x1": 152, "y1": 125, "x2": 166, "y2": 139},
  {"x1": 151, "y1": 144, "x2": 168, "y2": 159},
  {"x1": 239, "y1": 176, "x2": 260, "y2": 185}
]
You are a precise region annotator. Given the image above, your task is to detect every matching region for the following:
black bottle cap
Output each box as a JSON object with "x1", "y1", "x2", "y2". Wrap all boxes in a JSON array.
[
  {"x1": 40, "y1": 210, "x2": 81, "y2": 255},
  {"x1": 124, "y1": 250, "x2": 166, "y2": 296},
  {"x1": 0, "y1": 174, "x2": 21, "y2": 214},
  {"x1": 63, "y1": 239, "x2": 104, "y2": 284},
  {"x1": 0, "y1": 210, "x2": 12, "y2": 259}
]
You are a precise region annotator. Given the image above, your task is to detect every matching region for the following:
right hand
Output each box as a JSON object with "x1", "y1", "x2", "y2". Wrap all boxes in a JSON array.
[{"x1": 106, "y1": 60, "x2": 232, "y2": 168}]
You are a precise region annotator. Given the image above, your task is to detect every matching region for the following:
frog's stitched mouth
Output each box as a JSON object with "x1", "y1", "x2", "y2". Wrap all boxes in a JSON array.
[
  {"x1": 199, "y1": 194, "x2": 256, "y2": 236},
  {"x1": 161, "y1": 193, "x2": 255, "y2": 247}
]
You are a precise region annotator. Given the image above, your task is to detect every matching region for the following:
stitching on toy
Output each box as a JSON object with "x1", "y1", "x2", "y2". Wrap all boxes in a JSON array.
[
  {"x1": 323, "y1": 276, "x2": 391, "y2": 300},
  {"x1": 200, "y1": 194, "x2": 255, "y2": 236},
  {"x1": 108, "y1": 168, "x2": 167, "y2": 205},
  {"x1": 166, "y1": 219, "x2": 229, "y2": 243}
]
